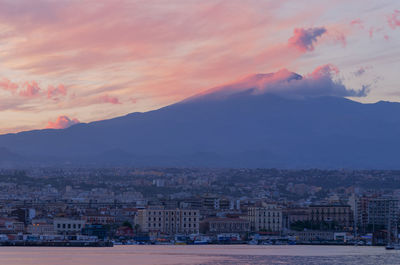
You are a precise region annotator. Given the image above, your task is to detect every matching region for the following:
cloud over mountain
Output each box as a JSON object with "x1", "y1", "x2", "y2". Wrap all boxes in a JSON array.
[
  {"x1": 46, "y1": 115, "x2": 80, "y2": 129},
  {"x1": 190, "y1": 64, "x2": 368, "y2": 102}
]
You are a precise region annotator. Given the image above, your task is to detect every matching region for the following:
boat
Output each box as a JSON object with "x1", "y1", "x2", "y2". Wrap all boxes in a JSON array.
[{"x1": 386, "y1": 243, "x2": 400, "y2": 250}]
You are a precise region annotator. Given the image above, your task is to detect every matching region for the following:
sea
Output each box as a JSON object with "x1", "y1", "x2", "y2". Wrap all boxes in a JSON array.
[{"x1": 0, "y1": 245, "x2": 399, "y2": 265}]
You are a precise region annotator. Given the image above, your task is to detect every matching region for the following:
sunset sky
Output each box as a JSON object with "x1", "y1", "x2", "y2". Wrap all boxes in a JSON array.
[{"x1": 0, "y1": 0, "x2": 399, "y2": 134}]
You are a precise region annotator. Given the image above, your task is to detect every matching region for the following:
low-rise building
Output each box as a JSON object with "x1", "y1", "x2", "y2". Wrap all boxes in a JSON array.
[
  {"x1": 27, "y1": 220, "x2": 55, "y2": 235},
  {"x1": 54, "y1": 218, "x2": 85, "y2": 234},
  {"x1": 204, "y1": 217, "x2": 250, "y2": 234},
  {"x1": 295, "y1": 230, "x2": 334, "y2": 241}
]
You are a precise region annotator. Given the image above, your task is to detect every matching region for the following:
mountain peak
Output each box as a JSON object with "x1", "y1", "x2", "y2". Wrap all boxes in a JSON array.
[
  {"x1": 184, "y1": 69, "x2": 303, "y2": 102},
  {"x1": 183, "y1": 64, "x2": 368, "y2": 104}
]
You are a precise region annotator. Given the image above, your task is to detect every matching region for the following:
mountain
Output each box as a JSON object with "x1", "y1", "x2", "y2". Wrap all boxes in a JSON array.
[{"x1": 1, "y1": 70, "x2": 400, "y2": 169}]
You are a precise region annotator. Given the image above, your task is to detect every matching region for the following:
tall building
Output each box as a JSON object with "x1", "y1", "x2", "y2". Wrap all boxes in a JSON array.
[
  {"x1": 137, "y1": 207, "x2": 200, "y2": 235},
  {"x1": 247, "y1": 204, "x2": 283, "y2": 232},
  {"x1": 367, "y1": 197, "x2": 398, "y2": 230}
]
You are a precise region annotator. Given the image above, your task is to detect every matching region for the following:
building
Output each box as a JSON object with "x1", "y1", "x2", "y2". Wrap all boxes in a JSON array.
[
  {"x1": 83, "y1": 215, "x2": 116, "y2": 225},
  {"x1": 203, "y1": 217, "x2": 250, "y2": 234},
  {"x1": 284, "y1": 207, "x2": 309, "y2": 229},
  {"x1": 294, "y1": 230, "x2": 334, "y2": 242},
  {"x1": 247, "y1": 204, "x2": 283, "y2": 232},
  {"x1": 367, "y1": 197, "x2": 398, "y2": 230},
  {"x1": 54, "y1": 218, "x2": 86, "y2": 234},
  {"x1": 137, "y1": 207, "x2": 200, "y2": 235},
  {"x1": 309, "y1": 204, "x2": 353, "y2": 229},
  {"x1": 27, "y1": 220, "x2": 55, "y2": 235},
  {"x1": 355, "y1": 195, "x2": 371, "y2": 232}
]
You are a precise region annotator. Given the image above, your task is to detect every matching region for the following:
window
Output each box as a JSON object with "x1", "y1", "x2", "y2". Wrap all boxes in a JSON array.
[
  {"x1": 62, "y1": 224, "x2": 66, "y2": 229},
  {"x1": 57, "y1": 224, "x2": 61, "y2": 228}
]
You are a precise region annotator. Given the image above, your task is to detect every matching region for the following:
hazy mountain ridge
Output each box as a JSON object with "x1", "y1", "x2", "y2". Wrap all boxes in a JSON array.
[{"x1": 1, "y1": 71, "x2": 399, "y2": 169}]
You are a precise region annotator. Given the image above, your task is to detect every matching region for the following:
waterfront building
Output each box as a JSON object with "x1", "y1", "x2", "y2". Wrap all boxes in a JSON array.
[
  {"x1": 309, "y1": 204, "x2": 353, "y2": 229},
  {"x1": 247, "y1": 204, "x2": 283, "y2": 232},
  {"x1": 27, "y1": 220, "x2": 55, "y2": 235},
  {"x1": 137, "y1": 207, "x2": 200, "y2": 235},
  {"x1": 367, "y1": 197, "x2": 398, "y2": 230},
  {"x1": 203, "y1": 217, "x2": 250, "y2": 234},
  {"x1": 294, "y1": 230, "x2": 334, "y2": 241},
  {"x1": 54, "y1": 218, "x2": 86, "y2": 234}
]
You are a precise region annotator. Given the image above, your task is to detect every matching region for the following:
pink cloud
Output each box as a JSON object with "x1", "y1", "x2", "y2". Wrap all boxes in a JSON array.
[
  {"x1": 0, "y1": 78, "x2": 19, "y2": 93},
  {"x1": 288, "y1": 27, "x2": 327, "y2": 52},
  {"x1": 47, "y1": 84, "x2": 67, "y2": 99},
  {"x1": 130, "y1": 98, "x2": 138, "y2": 104},
  {"x1": 388, "y1": 10, "x2": 400, "y2": 29},
  {"x1": 350, "y1": 19, "x2": 364, "y2": 29},
  {"x1": 368, "y1": 27, "x2": 374, "y2": 38},
  {"x1": 46, "y1": 115, "x2": 80, "y2": 129},
  {"x1": 19, "y1": 81, "x2": 41, "y2": 98},
  {"x1": 310, "y1": 64, "x2": 339, "y2": 79},
  {"x1": 99, "y1": 94, "x2": 121, "y2": 104}
]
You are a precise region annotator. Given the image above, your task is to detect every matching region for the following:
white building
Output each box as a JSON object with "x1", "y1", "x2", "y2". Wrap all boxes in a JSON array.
[
  {"x1": 247, "y1": 204, "x2": 283, "y2": 232},
  {"x1": 54, "y1": 218, "x2": 85, "y2": 234}
]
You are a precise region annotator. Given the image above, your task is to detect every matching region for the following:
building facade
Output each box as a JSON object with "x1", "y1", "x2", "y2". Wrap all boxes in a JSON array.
[
  {"x1": 247, "y1": 204, "x2": 283, "y2": 232},
  {"x1": 205, "y1": 217, "x2": 250, "y2": 233},
  {"x1": 137, "y1": 208, "x2": 200, "y2": 235},
  {"x1": 309, "y1": 205, "x2": 353, "y2": 228},
  {"x1": 54, "y1": 218, "x2": 86, "y2": 234},
  {"x1": 367, "y1": 197, "x2": 398, "y2": 229}
]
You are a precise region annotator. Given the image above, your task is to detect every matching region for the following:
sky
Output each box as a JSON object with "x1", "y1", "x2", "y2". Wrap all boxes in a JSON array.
[{"x1": 0, "y1": 0, "x2": 399, "y2": 134}]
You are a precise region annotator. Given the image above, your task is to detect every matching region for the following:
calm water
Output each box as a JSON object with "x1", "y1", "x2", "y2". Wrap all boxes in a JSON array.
[{"x1": 0, "y1": 245, "x2": 399, "y2": 265}]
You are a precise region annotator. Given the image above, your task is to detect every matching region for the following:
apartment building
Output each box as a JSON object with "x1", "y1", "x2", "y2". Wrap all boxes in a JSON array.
[
  {"x1": 247, "y1": 204, "x2": 283, "y2": 232},
  {"x1": 137, "y1": 207, "x2": 200, "y2": 235}
]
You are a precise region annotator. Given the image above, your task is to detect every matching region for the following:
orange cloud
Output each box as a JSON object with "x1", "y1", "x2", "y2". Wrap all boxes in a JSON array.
[
  {"x1": 99, "y1": 94, "x2": 121, "y2": 104},
  {"x1": 47, "y1": 84, "x2": 67, "y2": 99},
  {"x1": 19, "y1": 81, "x2": 41, "y2": 98},
  {"x1": 46, "y1": 115, "x2": 80, "y2": 129},
  {"x1": 0, "y1": 78, "x2": 19, "y2": 93}
]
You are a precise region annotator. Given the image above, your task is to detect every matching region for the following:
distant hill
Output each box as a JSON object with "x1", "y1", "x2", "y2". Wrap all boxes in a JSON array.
[{"x1": 1, "y1": 70, "x2": 400, "y2": 168}]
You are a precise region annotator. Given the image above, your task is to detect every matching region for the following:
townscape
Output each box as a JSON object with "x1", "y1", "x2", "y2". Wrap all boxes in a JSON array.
[{"x1": 0, "y1": 167, "x2": 399, "y2": 246}]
